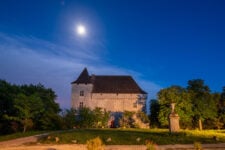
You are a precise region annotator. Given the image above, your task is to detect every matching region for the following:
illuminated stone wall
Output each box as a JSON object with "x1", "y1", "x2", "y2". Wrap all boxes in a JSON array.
[
  {"x1": 71, "y1": 83, "x2": 93, "y2": 108},
  {"x1": 71, "y1": 83, "x2": 146, "y2": 112}
]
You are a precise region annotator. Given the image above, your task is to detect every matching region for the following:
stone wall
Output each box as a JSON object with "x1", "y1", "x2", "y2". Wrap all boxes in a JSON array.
[
  {"x1": 71, "y1": 83, "x2": 146, "y2": 112},
  {"x1": 71, "y1": 83, "x2": 93, "y2": 108},
  {"x1": 90, "y1": 93, "x2": 145, "y2": 112}
]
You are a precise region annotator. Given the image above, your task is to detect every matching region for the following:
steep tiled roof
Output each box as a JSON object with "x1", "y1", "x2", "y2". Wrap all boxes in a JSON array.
[
  {"x1": 91, "y1": 75, "x2": 146, "y2": 94},
  {"x1": 71, "y1": 68, "x2": 91, "y2": 84},
  {"x1": 71, "y1": 68, "x2": 147, "y2": 94}
]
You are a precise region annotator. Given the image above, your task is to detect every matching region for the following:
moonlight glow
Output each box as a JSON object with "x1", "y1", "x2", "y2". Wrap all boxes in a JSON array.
[{"x1": 76, "y1": 24, "x2": 86, "y2": 36}]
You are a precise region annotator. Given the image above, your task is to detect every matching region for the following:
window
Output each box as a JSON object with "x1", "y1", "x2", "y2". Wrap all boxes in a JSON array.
[
  {"x1": 79, "y1": 102, "x2": 83, "y2": 108},
  {"x1": 133, "y1": 103, "x2": 137, "y2": 108},
  {"x1": 80, "y1": 91, "x2": 84, "y2": 96}
]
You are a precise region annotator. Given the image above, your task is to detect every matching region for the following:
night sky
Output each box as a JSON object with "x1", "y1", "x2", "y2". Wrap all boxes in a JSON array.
[{"x1": 1, "y1": 0, "x2": 225, "y2": 109}]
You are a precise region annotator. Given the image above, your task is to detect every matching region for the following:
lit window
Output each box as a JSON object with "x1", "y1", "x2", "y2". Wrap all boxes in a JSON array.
[
  {"x1": 80, "y1": 91, "x2": 84, "y2": 96},
  {"x1": 133, "y1": 103, "x2": 137, "y2": 108}
]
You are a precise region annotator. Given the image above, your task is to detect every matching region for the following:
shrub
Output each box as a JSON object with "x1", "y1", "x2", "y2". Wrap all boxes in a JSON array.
[
  {"x1": 137, "y1": 111, "x2": 150, "y2": 124},
  {"x1": 145, "y1": 140, "x2": 158, "y2": 150},
  {"x1": 194, "y1": 141, "x2": 203, "y2": 150},
  {"x1": 75, "y1": 107, "x2": 110, "y2": 128},
  {"x1": 119, "y1": 111, "x2": 135, "y2": 128},
  {"x1": 86, "y1": 137, "x2": 104, "y2": 150}
]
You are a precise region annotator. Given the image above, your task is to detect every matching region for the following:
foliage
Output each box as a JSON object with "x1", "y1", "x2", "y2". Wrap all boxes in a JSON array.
[
  {"x1": 75, "y1": 107, "x2": 110, "y2": 128},
  {"x1": 149, "y1": 99, "x2": 160, "y2": 128},
  {"x1": 118, "y1": 111, "x2": 149, "y2": 128},
  {"x1": 137, "y1": 111, "x2": 149, "y2": 124},
  {"x1": 61, "y1": 108, "x2": 77, "y2": 129},
  {"x1": 20, "y1": 84, "x2": 61, "y2": 130},
  {"x1": 153, "y1": 79, "x2": 224, "y2": 129},
  {"x1": 219, "y1": 87, "x2": 225, "y2": 129},
  {"x1": 119, "y1": 111, "x2": 135, "y2": 128},
  {"x1": 92, "y1": 107, "x2": 110, "y2": 128},
  {"x1": 157, "y1": 86, "x2": 193, "y2": 128},
  {"x1": 145, "y1": 140, "x2": 158, "y2": 150},
  {"x1": 194, "y1": 141, "x2": 203, "y2": 150},
  {"x1": 0, "y1": 80, "x2": 61, "y2": 134},
  {"x1": 0, "y1": 80, "x2": 21, "y2": 134},
  {"x1": 6, "y1": 93, "x2": 44, "y2": 132},
  {"x1": 204, "y1": 118, "x2": 224, "y2": 129},
  {"x1": 76, "y1": 107, "x2": 95, "y2": 128},
  {"x1": 187, "y1": 79, "x2": 218, "y2": 130},
  {"x1": 86, "y1": 137, "x2": 104, "y2": 150}
]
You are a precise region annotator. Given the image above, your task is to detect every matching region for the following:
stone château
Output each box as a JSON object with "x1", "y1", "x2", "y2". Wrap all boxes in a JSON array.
[{"x1": 71, "y1": 68, "x2": 147, "y2": 112}]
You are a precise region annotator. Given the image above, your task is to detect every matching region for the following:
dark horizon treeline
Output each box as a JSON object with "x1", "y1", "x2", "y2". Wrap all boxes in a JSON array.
[
  {"x1": 149, "y1": 79, "x2": 225, "y2": 130},
  {"x1": 0, "y1": 80, "x2": 116, "y2": 135},
  {"x1": 0, "y1": 80, "x2": 63, "y2": 135},
  {"x1": 1, "y1": 78, "x2": 225, "y2": 135}
]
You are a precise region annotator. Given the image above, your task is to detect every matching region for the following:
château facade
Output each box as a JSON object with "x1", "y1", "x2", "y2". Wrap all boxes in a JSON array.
[{"x1": 71, "y1": 68, "x2": 147, "y2": 112}]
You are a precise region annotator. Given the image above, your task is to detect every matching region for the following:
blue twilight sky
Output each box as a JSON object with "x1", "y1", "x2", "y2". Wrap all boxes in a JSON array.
[{"x1": 0, "y1": 0, "x2": 225, "y2": 109}]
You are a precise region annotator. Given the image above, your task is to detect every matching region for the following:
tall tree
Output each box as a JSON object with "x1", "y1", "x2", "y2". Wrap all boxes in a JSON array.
[
  {"x1": 15, "y1": 94, "x2": 44, "y2": 132},
  {"x1": 158, "y1": 86, "x2": 193, "y2": 128},
  {"x1": 204, "y1": 93, "x2": 222, "y2": 129},
  {"x1": 21, "y1": 84, "x2": 61, "y2": 130},
  {"x1": 149, "y1": 99, "x2": 160, "y2": 127},
  {"x1": 0, "y1": 80, "x2": 21, "y2": 134},
  {"x1": 0, "y1": 80, "x2": 61, "y2": 133},
  {"x1": 187, "y1": 79, "x2": 217, "y2": 130},
  {"x1": 4, "y1": 93, "x2": 44, "y2": 132},
  {"x1": 219, "y1": 87, "x2": 225, "y2": 128}
]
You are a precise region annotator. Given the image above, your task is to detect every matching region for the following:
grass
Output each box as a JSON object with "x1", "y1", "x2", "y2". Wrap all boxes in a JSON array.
[
  {"x1": 38, "y1": 128, "x2": 225, "y2": 145},
  {"x1": 0, "y1": 131, "x2": 46, "y2": 142}
]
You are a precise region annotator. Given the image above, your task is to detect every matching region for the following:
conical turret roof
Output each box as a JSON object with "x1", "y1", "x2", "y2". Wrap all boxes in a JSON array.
[{"x1": 71, "y1": 68, "x2": 91, "y2": 84}]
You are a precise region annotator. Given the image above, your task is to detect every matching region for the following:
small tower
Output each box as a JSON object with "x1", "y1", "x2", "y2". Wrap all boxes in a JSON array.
[
  {"x1": 169, "y1": 103, "x2": 180, "y2": 133},
  {"x1": 71, "y1": 68, "x2": 93, "y2": 109}
]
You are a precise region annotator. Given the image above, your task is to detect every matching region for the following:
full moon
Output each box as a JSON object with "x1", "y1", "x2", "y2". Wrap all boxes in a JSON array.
[{"x1": 76, "y1": 24, "x2": 86, "y2": 36}]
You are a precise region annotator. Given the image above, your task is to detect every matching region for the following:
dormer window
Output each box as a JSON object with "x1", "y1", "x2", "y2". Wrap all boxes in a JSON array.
[{"x1": 80, "y1": 91, "x2": 84, "y2": 96}]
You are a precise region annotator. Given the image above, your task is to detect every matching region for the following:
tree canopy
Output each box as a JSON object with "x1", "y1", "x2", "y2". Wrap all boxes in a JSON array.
[
  {"x1": 0, "y1": 80, "x2": 61, "y2": 134},
  {"x1": 187, "y1": 79, "x2": 217, "y2": 130},
  {"x1": 150, "y1": 79, "x2": 224, "y2": 130},
  {"x1": 157, "y1": 86, "x2": 193, "y2": 128}
]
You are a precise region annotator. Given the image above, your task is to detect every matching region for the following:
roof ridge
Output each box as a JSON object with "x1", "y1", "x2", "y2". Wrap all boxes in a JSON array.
[
  {"x1": 71, "y1": 68, "x2": 147, "y2": 94},
  {"x1": 94, "y1": 75, "x2": 131, "y2": 77}
]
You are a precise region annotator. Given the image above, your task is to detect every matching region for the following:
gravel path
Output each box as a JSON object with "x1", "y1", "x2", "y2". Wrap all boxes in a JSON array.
[
  {"x1": 1, "y1": 135, "x2": 225, "y2": 150},
  {"x1": 1, "y1": 144, "x2": 225, "y2": 150},
  {"x1": 0, "y1": 133, "x2": 48, "y2": 147}
]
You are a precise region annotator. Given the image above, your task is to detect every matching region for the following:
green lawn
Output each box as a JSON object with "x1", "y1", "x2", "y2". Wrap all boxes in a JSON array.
[{"x1": 39, "y1": 128, "x2": 225, "y2": 145}]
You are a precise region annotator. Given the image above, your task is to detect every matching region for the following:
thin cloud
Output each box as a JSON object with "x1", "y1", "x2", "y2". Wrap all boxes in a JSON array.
[{"x1": 0, "y1": 33, "x2": 162, "y2": 109}]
